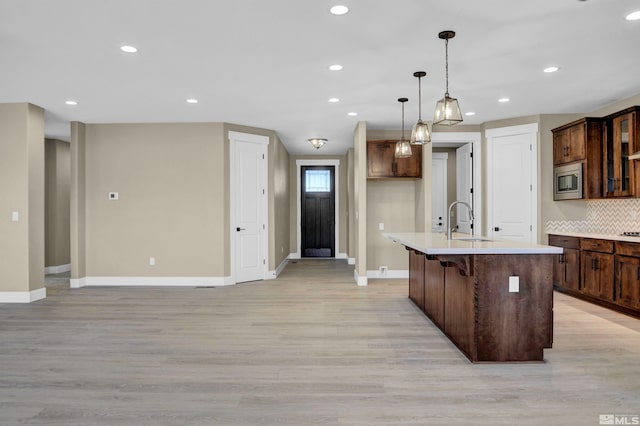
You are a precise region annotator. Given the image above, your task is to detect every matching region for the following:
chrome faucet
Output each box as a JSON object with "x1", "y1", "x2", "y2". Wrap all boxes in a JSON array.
[{"x1": 447, "y1": 201, "x2": 474, "y2": 240}]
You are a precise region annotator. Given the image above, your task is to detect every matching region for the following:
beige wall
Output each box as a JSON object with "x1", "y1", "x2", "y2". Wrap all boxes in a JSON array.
[
  {"x1": 70, "y1": 122, "x2": 87, "y2": 279},
  {"x1": 288, "y1": 154, "x2": 347, "y2": 257},
  {"x1": 45, "y1": 139, "x2": 71, "y2": 267},
  {"x1": 0, "y1": 103, "x2": 45, "y2": 293}
]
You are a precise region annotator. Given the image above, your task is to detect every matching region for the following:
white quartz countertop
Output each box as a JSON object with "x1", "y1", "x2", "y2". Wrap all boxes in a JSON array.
[
  {"x1": 546, "y1": 230, "x2": 640, "y2": 243},
  {"x1": 384, "y1": 232, "x2": 563, "y2": 255}
]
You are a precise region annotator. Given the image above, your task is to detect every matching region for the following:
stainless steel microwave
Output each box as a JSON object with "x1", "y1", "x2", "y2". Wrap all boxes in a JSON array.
[{"x1": 554, "y1": 163, "x2": 583, "y2": 200}]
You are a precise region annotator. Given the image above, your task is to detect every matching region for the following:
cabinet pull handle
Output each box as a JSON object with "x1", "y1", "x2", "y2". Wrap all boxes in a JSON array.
[{"x1": 591, "y1": 258, "x2": 598, "y2": 270}]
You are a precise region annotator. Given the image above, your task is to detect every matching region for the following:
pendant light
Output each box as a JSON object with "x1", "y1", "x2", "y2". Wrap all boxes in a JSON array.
[
  {"x1": 394, "y1": 98, "x2": 412, "y2": 158},
  {"x1": 308, "y1": 138, "x2": 327, "y2": 150},
  {"x1": 410, "y1": 71, "x2": 431, "y2": 144},
  {"x1": 433, "y1": 30, "x2": 463, "y2": 126}
]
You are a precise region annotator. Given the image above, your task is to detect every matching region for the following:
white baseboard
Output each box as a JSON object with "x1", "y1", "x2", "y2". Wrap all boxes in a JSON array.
[
  {"x1": 354, "y1": 270, "x2": 368, "y2": 286},
  {"x1": 289, "y1": 252, "x2": 300, "y2": 260},
  {"x1": 267, "y1": 257, "x2": 289, "y2": 280},
  {"x1": 336, "y1": 252, "x2": 348, "y2": 259},
  {"x1": 71, "y1": 276, "x2": 234, "y2": 287},
  {"x1": 44, "y1": 264, "x2": 71, "y2": 274},
  {"x1": 366, "y1": 269, "x2": 409, "y2": 279},
  {"x1": 0, "y1": 287, "x2": 46, "y2": 303},
  {"x1": 348, "y1": 257, "x2": 355, "y2": 265}
]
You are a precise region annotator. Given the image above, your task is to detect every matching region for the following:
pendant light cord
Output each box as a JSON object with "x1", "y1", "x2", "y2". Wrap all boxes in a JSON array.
[
  {"x1": 401, "y1": 102, "x2": 406, "y2": 140},
  {"x1": 445, "y1": 38, "x2": 449, "y2": 96},
  {"x1": 418, "y1": 76, "x2": 422, "y2": 120}
]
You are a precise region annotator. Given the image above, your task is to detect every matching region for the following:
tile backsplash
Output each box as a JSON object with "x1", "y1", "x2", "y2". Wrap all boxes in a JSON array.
[{"x1": 546, "y1": 199, "x2": 640, "y2": 235}]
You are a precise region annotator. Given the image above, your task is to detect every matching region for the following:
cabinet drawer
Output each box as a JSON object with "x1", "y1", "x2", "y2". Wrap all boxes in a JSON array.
[
  {"x1": 548, "y1": 234, "x2": 580, "y2": 249},
  {"x1": 580, "y1": 238, "x2": 614, "y2": 253},
  {"x1": 616, "y1": 241, "x2": 640, "y2": 257}
]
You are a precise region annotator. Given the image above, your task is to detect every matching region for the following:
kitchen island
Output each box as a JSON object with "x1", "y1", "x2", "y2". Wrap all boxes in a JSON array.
[{"x1": 385, "y1": 232, "x2": 563, "y2": 363}]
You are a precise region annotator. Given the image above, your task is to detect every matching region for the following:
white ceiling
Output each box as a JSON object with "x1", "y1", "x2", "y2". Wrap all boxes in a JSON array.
[{"x1": 1, "y1": 0, "x2": 639, "y2": 155}]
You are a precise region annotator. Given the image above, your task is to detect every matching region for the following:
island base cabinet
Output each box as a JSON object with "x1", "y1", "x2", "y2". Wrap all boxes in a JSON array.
[
  {"x1": 474, "y1": 255, "x2": 554, "y2": 362},
  {"x1": 443, "y1": 263, "x2": 475, "y2": 359}
]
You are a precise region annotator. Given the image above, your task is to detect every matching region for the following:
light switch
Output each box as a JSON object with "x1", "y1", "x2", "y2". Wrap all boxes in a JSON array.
[
  {"x1": 149, "y1": 257, "x2": 155, "y2": 266},
  {"x1": 379, "y1": 222, "x2": 384, "y2": 231},
  {"x1": 509, "y1": 276, "x2": 520, "y2": 293},
  {"x1": 11, "y1": 211, "x2": 19, "y2": 222}
]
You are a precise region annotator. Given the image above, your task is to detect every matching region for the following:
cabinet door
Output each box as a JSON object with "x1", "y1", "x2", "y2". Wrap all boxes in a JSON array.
[
  {"x1": 567, "y1": 124, "x2": 586, "y2": 163},
  {"x1": 367, "y1": 141, "x2": 395, "y2": 178},
  {"x1": 408, "y1": 250, "x2": 425, "y2": 311},
  {"x1": 616, "y1": 255, "x2": 640, "y2": 310},
  {"x1": 424, "y1": 257, "x2": 445, "y2": 328},
  {"x1": 604, "y1": 113, "x2": 635, "y2": 197},
  {"x1": 564, "y1": 248, "x2": 580, "y2": 291},
  {"x1": 552, "y1": 253, "x2": 565, "y2": 287},
  {"x1": 553, "y1": 129, "x2": 570, "y2": 165},
  {"x1": 581, "y1": 251, "x2": 614, "y2": 301},
  {"x1": 395, "y1": 144, "x2": 422, "y2": 178}
]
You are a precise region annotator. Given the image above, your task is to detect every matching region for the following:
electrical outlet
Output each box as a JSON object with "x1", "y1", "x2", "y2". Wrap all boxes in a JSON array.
[
  {"x1": 108, "y1": 192, "x2": 119, "y2": 200},
  {"x1": 509, "y1": 276, "x2": 519, "y2": 293},
  {"x1": 11, "y1": 211, "x2": 19, "y2": 222},
  {"x1": 149, "y1": 257, "x2": 155, "y2": 266},
  {"x1": 379, "y1": 266, "x2": 388, "y2": 276}
]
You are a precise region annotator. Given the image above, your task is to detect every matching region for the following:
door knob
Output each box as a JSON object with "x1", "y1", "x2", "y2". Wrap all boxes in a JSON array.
[
  {"x1": 494, "y1": 227, "x2": 502, "y2": 231},
  {"x1": 236, "y1": 227, "x2": 246, "y2": 232}
]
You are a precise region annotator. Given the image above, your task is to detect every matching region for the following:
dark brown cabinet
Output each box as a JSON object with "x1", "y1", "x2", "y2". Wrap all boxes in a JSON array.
[
  {"x1": 615, "y1": 241, "x2": 640, "y2": 310},
  {"x1": 424, "y1": 256, "x2": 445, "y2": 328},
  {"x1": 549, "y1": 235, "x2": 580, "y2": 292},
  {"x1": 580, "y1": 238, "x2": 614, "y2": 301},
  {"x1": 603, "y1": 107, "x2": 640, "y2": 197},
  {"x1": 367, "y1": 140, "x2": 422, "y2": 179},
  {"x1": 551, "y1": 118, "x2": 603, "y2": 198}
]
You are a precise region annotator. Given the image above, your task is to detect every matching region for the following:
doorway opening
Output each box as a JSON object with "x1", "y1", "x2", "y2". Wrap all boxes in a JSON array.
[{"x1": 301, "y1": 166, "x2": 335, "y2": 257}]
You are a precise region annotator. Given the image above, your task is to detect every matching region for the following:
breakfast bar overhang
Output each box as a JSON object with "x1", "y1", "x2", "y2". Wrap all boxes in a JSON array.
[{"x1": 385, "y1": 232, "x2": 563, "y2": 363}]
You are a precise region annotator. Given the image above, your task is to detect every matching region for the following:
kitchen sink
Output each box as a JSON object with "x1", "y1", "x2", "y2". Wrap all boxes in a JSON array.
[{"x1": 452, "y1": 237, "x2": 493, "y2": 242}]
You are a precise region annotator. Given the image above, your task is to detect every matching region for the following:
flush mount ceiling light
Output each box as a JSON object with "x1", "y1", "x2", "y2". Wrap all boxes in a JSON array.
[
  {"x1": 498, "y1": 97, "x2": 510, "y2": 103},
  {"x1": 330, "y1": 5, "x2": 349, "y2": 15},
  {"x1": 329, "y1": 64, "x2": 343, "y2": 71},
  {"x1": 65, "y1": 100, "x2": 78, "y2": 105},
  {"x1": 308, "y1": 138, "x2": 327, "y2": 150},
  {"x1": 186, "y1": 98, "x2": 198, "y2": 104},
  {"x1": 410, "y1": 71, "x2": 431, "y2": 145},
  {"x1": 465, "y1": 111, "x2": 476, "y2": 116},
  {"x1": 328, "y1": 97, "x2": 340, "y2": 103},
  {"x1": 120, "y1": 45, "x2": 138, "y2": 53},
  {"x1": 433, "y1": 30, "x2": 463, "y2": 126},
  {"x1": 395, "y1": 98, "x2": 412, "y2": 158},
  {"x1": 544, "y1": 66, "x2": 559, "y2": 73},
  {"x1": 626, "y1": 11, "x2": 640, "y2": 20},
  {"x1": 347, "y1": 112, "x2": 358, "y2": 116}
]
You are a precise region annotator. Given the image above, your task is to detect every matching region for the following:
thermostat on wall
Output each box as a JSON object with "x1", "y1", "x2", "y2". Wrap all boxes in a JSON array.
[{"x1": 108, "y1": 192, "x2": 119, "y2": 200}]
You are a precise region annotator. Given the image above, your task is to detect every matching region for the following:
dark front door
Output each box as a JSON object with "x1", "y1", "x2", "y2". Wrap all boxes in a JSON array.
[{"x1": 301, "y1": 166, "x2": 335, "y2": 257}]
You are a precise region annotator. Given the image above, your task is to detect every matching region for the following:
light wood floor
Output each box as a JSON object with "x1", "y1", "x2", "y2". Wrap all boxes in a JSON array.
[{"x1": 1, "y1": 259, "x2": 639, "y2": 425}]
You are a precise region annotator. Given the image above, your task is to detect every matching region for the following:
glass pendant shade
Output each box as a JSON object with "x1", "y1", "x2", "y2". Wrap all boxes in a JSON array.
[
  {"x1": 433, "y1": 94, "x2": 463, "y2": 125},
  {"x1": 411, "y1": 120, "x2": 431, "y2": 145},
  {"x1": 395, "y1": 140, "x2": 412, "y2": 158},
  {"x1": 395, "y1": 97, "x2": 412, "y2": 158}
]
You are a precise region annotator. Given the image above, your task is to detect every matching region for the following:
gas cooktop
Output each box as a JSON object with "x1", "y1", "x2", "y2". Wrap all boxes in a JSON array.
[{"x1": 621, "y1": 231, "x2": 640, "y2": 237}]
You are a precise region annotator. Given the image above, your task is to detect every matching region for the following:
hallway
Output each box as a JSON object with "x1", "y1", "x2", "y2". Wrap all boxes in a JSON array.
[{"x1": 1, "y1": 260, "x2": 639, "y2": 425}]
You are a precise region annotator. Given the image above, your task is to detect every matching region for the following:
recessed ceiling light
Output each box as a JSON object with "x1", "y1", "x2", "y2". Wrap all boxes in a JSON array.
[
  {"x1": 328, "y1": 98, "x2": 340, "y2": 103},
  {"x1": 330, "y1": 5, "x2": 349, "y2": 15},
  {"x1": 626, "y1": 11, "x2": 640, "y2": 21},
  {"x1": 329, "y1": 64, "x2": 343, "y2": 71},
  {"x1": 544, "y1": 66, "x2": 559, "y2": 73},
  {"x1": 186, "y1": 99, "x2": 198, "y2": 104},
  {"x1": 65, "y1": 100, "x2": 78, "y2": 105},
  {"x1": 348, "y1": 112, "x2": 358, "y2": 116},
  {"x1": 465, "y1": 111, "x2": 476, "y2": 116},
  {"x1": 120, "y1": 45, "x2": 138, "y2": 53},
  {"x1": 498, "y1": 98, "x2": 510, "y2": 103}
]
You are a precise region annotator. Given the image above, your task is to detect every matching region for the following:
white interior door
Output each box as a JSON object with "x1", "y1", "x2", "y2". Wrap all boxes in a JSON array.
[
  {"x1": 456, "y1": 143, "x2": 473, "y2": 234},
  {"x1": 431, "y1": 153, "x2": 448, "y2": 233},
  {"x1": 231, "y1": 132, "x2": 268, "y2": 283},
  {"x1": 486, "y1": 124, "x2": 538, "y2": 243}
]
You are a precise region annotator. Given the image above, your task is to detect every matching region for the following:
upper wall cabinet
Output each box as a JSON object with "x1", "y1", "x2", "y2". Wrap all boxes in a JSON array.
[
  {"x1": 603, "y1": 106, "x2": 640, "y2": 198},
  {"x1": 551, "y1": 117, "x2": 603, "y2": 198},
  {"x1": 367, "y1": 140, "x2": 422, "y2": 179}
]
